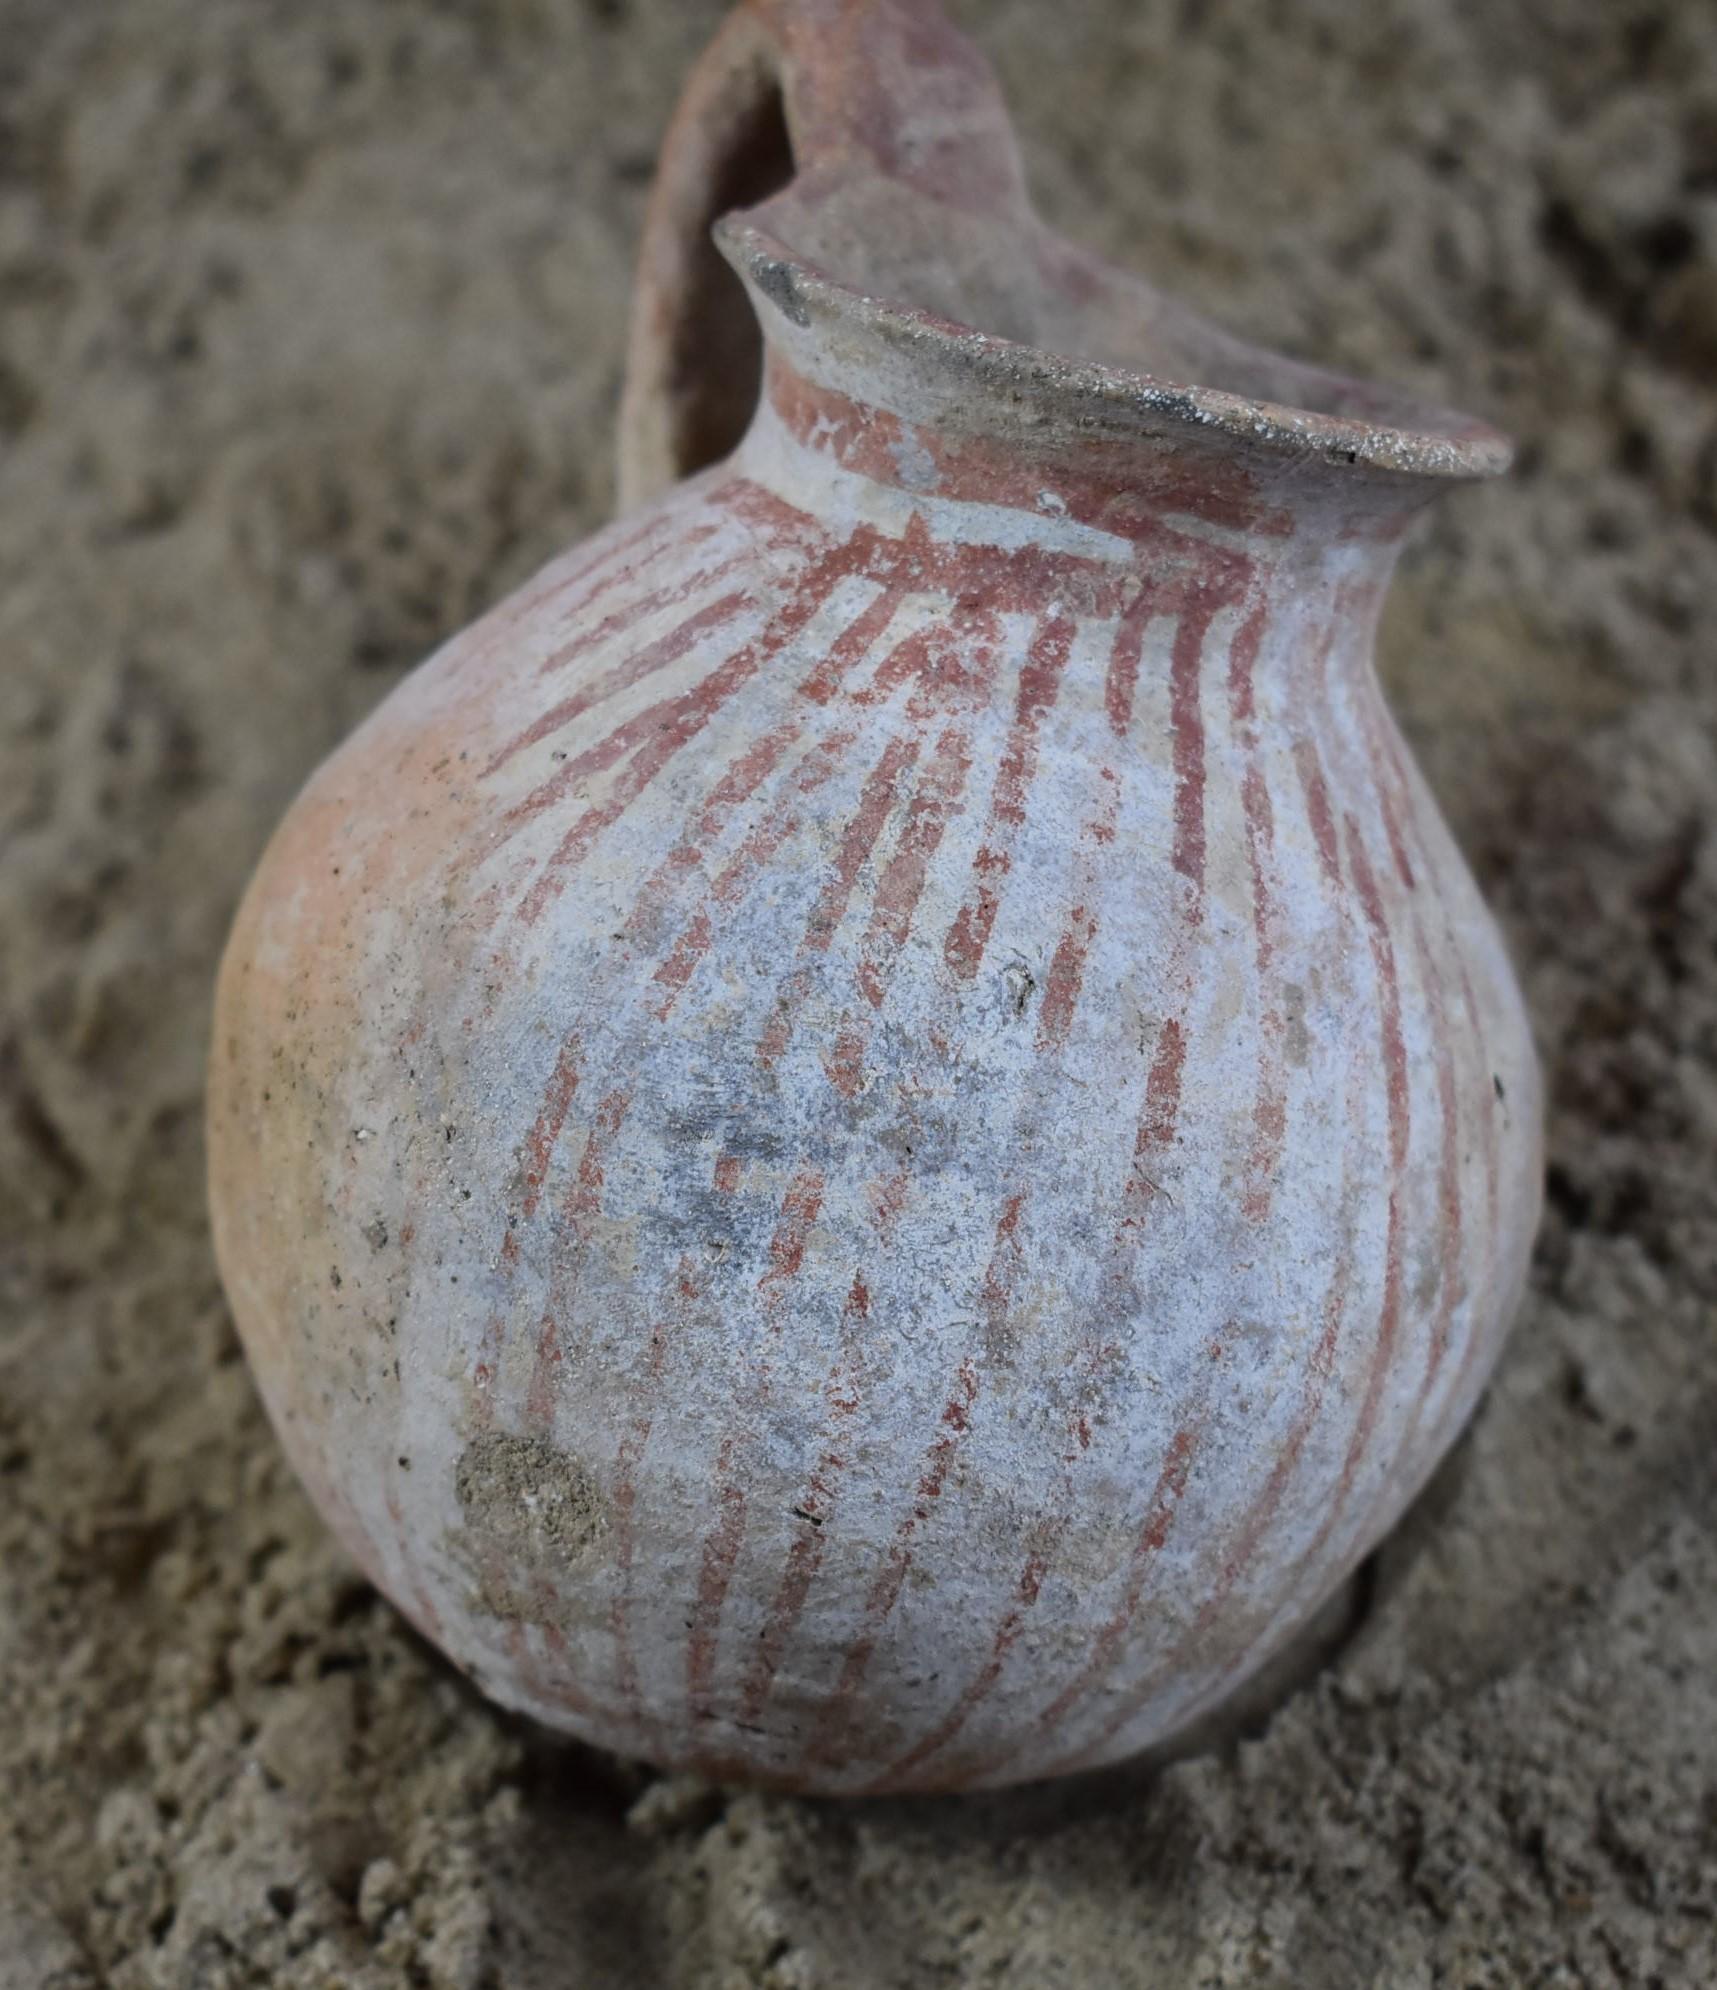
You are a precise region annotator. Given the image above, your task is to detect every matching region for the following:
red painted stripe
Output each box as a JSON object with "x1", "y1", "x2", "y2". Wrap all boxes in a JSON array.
[
  {"x1": 1123, "y1": 1017, "x2": 1187, "y2": 1228},
  {"x1": 857, "y1": 724, "x2": 974, "y2": 1005},
  {"x1": 1049, "y1": 1222, "x2": 1358, "y2": 1777},
  {"x1": 496, "y1": 641, "x2": 763, "y2": 883},
  {"x1": 1350, "y1": 827, "x2": 1410, "y2": 1174},
  {"x1": 1169, "y1": 604, "x2": 1213, "y2": 901},
  {"x1": 1054, "y1": 759, "x2": 1426, "y2": 1774},
  {"x1": 1104, "y1": 589, "x2": 1154, "y2": 738},
  {"x1": 1373, "y1": 724, "x2": 1502, "y2": 1306},
  {"x1": 756, "y1": 730, "x2": 919, "y2": 1069},
  {"x1": 685, "y1": 1442, "x2": 747, "y2": 1726},
  {"x1": 499, "y1": 708, "x2": 808, "y2": 1257},
  {"x1": 606, "y1": 1257, "x2": 689, "y2": 1743},
  {"x1": 649, "y1": 728, "x2": 857, "y2": 1019},
  {"x1": 980, "y1": 1191, "x2": 1029, "y2": 1359},
  {"x1": 535, "y1": 554, "x2": 751, "y2": 680},
  {"x1": 834, "y1": 722, "x2": 974, "y2": 1091},
  {"x1": 795, "y1": 579, "x2": 909, "y2": 705},
  {"x1": 823, "y1": 1020, "x2": 868, "y2": 1099},
  {"x1": 1037, "y1": 904, "x2": 1098, "y2": 1049},
  {"x1": 1239, "y1": 766, "x2": 1276, "y2": 970},
  {"x1": 452, "y1": 507, "x2": 699, "y2": 679},
  {"x1": 681, "y1": 1164, "x2": 826, "y2": 1731},
  {"x1": 1358, "y1": 701, "x2": 1477, "y2": 1448},
  {"x1": 1345, "y1": 656, "x2": 1419, "y2": 893},
  {"x1": 522, "y1": 1305, "x2": 564, "y2": 1439},
  {"x1": 734, "y1": 1269, "x2": 872, "y2": 1726},
  {"x1": 798, "y1": 1358, "x2": 981, "y2": 1773},
  {"x1": 759, "y1": 1166, "x2": 825, "y2": 1295},
  {"x1": 1379, "y1": 791, "x2": 1418, "y2": 891},
  {"x1": 1226, "y1": 600, "x2": 1268, "y2": 727},
  {"x1": 941, "y1": 874, "x2": 1002, "y2": 985},
  {"x1": 523, "y1": 1087, "x2": 632, "y2": 1430},
  {"x1": 1024, "y1": 1421, "x2": 1203, "y2": 1744},
  {"x1": 1027, "y1": 699, "x2": 1357, "y2": 1777},
  {"x1": 1366, "y1": 760, "x2": 1459, "y2": 1403},
  {"x1": 501, "y1": 548, "x2": 871, "y2": 921},
  {"x1": 1243, "y1": 1084, "x2": 1288, "y2": 1223},
  {"x1": 512, "y1": 652, "x2": 783, "y2": 927},
  {"x1": 1439, "y1": 952, "x2": 1501, "y2": 1438},
  {"x1": 1422, "y1": 948, "x2": 1463, "y2": 1391},
  {"x1": 518, "y1": 1039, "x2": 581, "y2": 1222},
  {"x1": 943, "y1": 612, "x2": 1075, "y2": 981},
  {"x1": 870, "y1": 1168, "x2": 910, "y2": 1238},
  {"x1": 1293, "y1": 735, "x2": 1343, "y2": 890},
  {"x1": 849, "y1": 745, "x2": 1149, "y2": 1784},
  {"x1": 1330, "y1": 817, "x2": 1410, "y2": 1526},
  {"x1": 483, "y1": 590, "x2": 750, "y2": 778},
  {"x1": 851, "y1": 627, "x2": 938, "y2": 709},
  {"x1": 572, "y1": 1090, "x2": 629, "y2": 1214},
  {"x1": 1036, "y1": 771, "x2": 1120, "y2": 1054},
  {"x1": 1239, "y1": 758, "x2": 1286, "y2": 1222},
  {"x1": 552, "y1": 516, "x2": 716, "y2": 624},
  {"x1": 866, "y1": 1014, "x2": 1194, "y2": 1787},
  {"x1": 473, "y1": 696, "x2": 800, "y2": 1420},
  {"x1": 862, "y1": 1544, "x2": 1051, "y2": 1791}
]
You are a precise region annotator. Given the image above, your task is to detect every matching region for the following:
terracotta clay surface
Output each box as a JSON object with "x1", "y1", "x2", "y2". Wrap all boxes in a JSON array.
[
  {"x1": 4, "y1": 0, "x2": 1715, "y2": 1977},
  {"x1": 207, "y1": 0, "x2": 1540, "y2": 1795}
]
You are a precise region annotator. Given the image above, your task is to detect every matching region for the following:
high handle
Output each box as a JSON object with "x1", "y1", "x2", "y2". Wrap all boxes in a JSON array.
[{"x1": 615, "y1": 0, "x2": 1032, "y2": 511}]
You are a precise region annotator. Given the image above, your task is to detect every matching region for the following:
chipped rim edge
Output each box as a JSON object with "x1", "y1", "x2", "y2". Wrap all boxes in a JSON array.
[{"x1": 717, "y1": 214, "x2": 1516, "y2": 485}]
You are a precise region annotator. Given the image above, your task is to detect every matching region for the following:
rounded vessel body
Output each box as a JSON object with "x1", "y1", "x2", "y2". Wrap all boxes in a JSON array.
[{"x1": 208, "y1": 0, "x2": 1542, "y2": 1793}]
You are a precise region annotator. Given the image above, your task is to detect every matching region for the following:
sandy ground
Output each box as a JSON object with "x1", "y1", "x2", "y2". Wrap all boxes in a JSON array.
[{"x1": 2, "y1": 0, "x2": 1715, "y2": 1984}]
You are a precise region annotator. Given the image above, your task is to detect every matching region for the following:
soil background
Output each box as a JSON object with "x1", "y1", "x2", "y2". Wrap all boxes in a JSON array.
[{"x1": 3, "y1": 0, "x2": 1716, "y2": 1984}]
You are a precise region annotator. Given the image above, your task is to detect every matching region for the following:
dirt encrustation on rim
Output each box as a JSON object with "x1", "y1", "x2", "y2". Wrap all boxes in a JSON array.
[{"x1": 1, "y1": 0, "x2": 1715, "y2": 1983}]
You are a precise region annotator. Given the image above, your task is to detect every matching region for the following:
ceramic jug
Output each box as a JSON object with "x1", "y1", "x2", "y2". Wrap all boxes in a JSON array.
[{"x1": 208, "y1": 0, "x2": 1543, "y2": 1793}]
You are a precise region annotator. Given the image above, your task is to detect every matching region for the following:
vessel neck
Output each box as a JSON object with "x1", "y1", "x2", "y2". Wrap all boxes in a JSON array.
[
  {"x1": 739, "y1": 347, "x2": 1421, "y2": 595},
  {"x1": 731, "y1": 353, "x2": 1405, "y2": 727}
]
